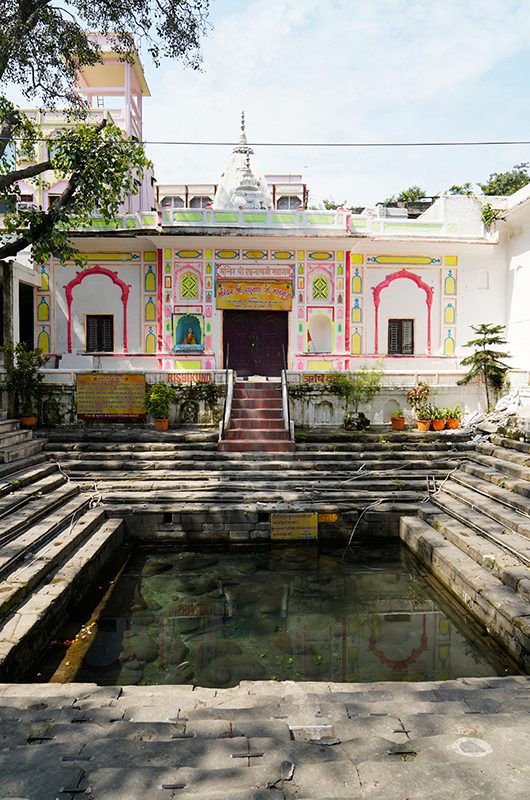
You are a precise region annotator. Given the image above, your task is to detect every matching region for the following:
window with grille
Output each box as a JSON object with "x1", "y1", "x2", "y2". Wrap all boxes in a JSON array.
[
  {"x1": 161, "y1": 195, "x2": 184, "y2": 209},
  {"x1": 388, "y1": 319, "x2": 414, "y2": 355},
  {"x1": 277, "y1": 195, "x2": 301, "y2": 210},
  {"x1": 86, "y1": 315, "x2": 114, "y2": 352},
  {"x1": 312, "y1": 275, "x2": 329, "y2": 301},
  {"x1": 189, "y1": 196, "x2": 212, "y2": 208},
  {"x1": 180, "y1": 272, "x2": 199, "y2": 299}
]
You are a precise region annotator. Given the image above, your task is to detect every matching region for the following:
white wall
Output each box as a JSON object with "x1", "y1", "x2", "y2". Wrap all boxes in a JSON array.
[{"x1": 506, "y1": 216, "x2": 530, "y2": 369}]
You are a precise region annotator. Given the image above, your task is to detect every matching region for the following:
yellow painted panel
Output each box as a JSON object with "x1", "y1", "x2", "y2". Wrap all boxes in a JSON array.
[
  {"x1": 164, "y1": 249, "x2": 172, "y2": 260},
  {"x1": 297, "y1": 251, "x2": 305, "y2": 260},
  {"x1": 144, "y1": 251, "x2": 157, "y2": 262},
  {"x1": 371, "y1": 255, "x2": 434, "y2": 265},
  {"x1": 337, "y1": 251, "x2": 344, "y2": 261},
  {"x1": 205, "y1": 249, "x2": 212, "y2": 258},
  {"x1": 174, "y1": 361, "x2": 201, "y2": 370},
  {"x1": 309, "y1": 361, "x2": 333, "y2": 371},
  {"x1": 445, "y1": 256, "x2": 458, "y2": 266},
  {"x1": 350, "y1": 253, "x2": 363, "y2": 264}
]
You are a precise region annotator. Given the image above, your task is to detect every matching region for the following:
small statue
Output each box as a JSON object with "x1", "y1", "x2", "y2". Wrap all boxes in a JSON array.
[{"x1": 182, "y1": 328, "x2": 197, "y2": 345}]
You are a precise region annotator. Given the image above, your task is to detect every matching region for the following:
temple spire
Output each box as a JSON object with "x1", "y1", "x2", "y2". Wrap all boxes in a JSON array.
[{"x1": 212, "y1": 113, "x2": 272, "y2": 210}]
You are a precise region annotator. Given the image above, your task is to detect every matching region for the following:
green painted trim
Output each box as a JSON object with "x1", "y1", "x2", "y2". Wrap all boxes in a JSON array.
[
  {"x1": 125, "y1": 218, "x2": 137, "y2": 229},
  {"x1": 214, "y1": 212, "x2": 239, "y2": 222},
  {"x1": 306, "y1": 214, "x2": 335, "y2": 224},
  {"x1": 173, "y1": 212, "x2": 203, "y2": 222},
  {"x1": 272, "y1": 213, "x2": 295, "y2": 223},
  {"x1": 385, "y1": 223, "x2": 444, "y2": 232},
  {"x1": 349, "y1": 219, "x2": 367, "y2": 228},
  {"x1": 141, "y1": 214, "x2": 156, "y2": 226},
  {"x1": 91, "y1": 218, "x2": 120, "y2": 229},
  {"x1": 448, "y1": 223, "x2": 458, "y2": 233},
  {"x1": 243, "y1": 213, "x2": 268, "y2": 222}
]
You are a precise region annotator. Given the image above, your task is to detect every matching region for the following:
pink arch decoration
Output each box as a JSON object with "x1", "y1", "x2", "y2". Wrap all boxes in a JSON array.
[
  {"x1": 371, "y1": 269, "x2": 433, "y2": 355},
  {"x1": 64, "y1": 266, "x2": 131, "y2": 353}
]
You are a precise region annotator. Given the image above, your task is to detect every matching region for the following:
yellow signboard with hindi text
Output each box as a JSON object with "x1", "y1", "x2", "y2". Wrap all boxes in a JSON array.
[
  {"x1": 216, "y1": 280, "x2": 292, "y2": 311},
  {"x1": 271, "y1": 512, "x2": 318, "y2": 541},
  {"x1": 76, "y1": 374, "x2": 146, "y2": 420}
]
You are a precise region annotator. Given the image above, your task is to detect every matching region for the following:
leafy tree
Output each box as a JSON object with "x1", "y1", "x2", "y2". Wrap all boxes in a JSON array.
[
  {"x1": 323, "y1": 197, "x2": 347, "y2": 210},
  {"x1": 446, "y1": 182, "x2": 474, "y2": 196},
  {"x1": 0, "y1": 0, "x2": 209, "y2": 107},
  {"x1": 0, "y1": 0, "x2": 209, "y2": 262},
  {"x1": 457, "y1": 323, "x2": 510, "y2": 411},
  {"x1": 0, "y1": 110, "x2": 152, "y2": 262},
  {"x1": 478, "y1": 163, "x2": 530, "y2": 196},
  {"x1": 385, "y1": 186, "x2": 426, "y2": 204}
]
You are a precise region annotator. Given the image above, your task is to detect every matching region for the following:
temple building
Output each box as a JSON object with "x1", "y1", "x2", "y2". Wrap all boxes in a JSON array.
[{"x1": 3, "y1": 44, "x2": 530, "y2": 386}]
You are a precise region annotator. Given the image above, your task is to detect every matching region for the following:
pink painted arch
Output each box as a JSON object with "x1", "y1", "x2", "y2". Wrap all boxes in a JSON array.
[
  {"x1": 371, "y1": 269, "x2": 434, "y2": 355},
  {"x1": 64, "y1": 266, "x2": 131, "y2": 353}
]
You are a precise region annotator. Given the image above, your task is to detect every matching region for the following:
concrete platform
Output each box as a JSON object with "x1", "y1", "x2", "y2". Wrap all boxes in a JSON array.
[{"x1": 0, "y1": 677, "x2": 528, "y2": 799}]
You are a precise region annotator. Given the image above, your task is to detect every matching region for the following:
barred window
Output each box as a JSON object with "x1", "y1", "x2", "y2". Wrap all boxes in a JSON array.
[
  {"x1": 86, "y1": 315, "x2": 113, "y2": 352},
  {"x1": 388, "y1": 319, "x2": 414, "y2": 355}
]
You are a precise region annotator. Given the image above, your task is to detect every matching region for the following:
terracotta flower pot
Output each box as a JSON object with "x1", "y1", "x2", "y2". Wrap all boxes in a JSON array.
[
  {"x1": 154, "y1": 418, "x2": 169, "y2": 432},
  {"x1": 391, "y1": 417, "x2": 406, "y2": 430},
  {"x1": 431, "y1": 419, "x2": 446, "y2": 431},
  {"x1": 417, "y1": 419, "x2": 431, "y2": 431},
  {"x1": 446, "y1": 418, "x2": 460, "y2": 429},
  {"x1": 20, "y1": 415, "x2": 38, "y2": 428}
]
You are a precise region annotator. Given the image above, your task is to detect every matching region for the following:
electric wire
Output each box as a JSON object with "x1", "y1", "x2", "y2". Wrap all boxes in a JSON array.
[{"x1": 5, "y1": 136, "x2": 530, "y2": 148}]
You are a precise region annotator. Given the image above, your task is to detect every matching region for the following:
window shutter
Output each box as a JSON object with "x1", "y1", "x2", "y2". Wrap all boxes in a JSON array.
[
  {"x1": 402, "y1": 320, "x2": 414, "y2": 355},
  {"x1": 86, "y1": 315, "x2": 114, "y2": 352},
  {"x1": 388, "y1": 319, "x2": 400, "y2": 354},
  {"x1": 86, "y1": 316, "x2": 98, "y2": 352}
]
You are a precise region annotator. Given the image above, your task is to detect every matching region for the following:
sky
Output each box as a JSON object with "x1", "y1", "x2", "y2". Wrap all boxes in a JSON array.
[{"x1": 138, "y1": 0, "x2": 530, "y2": 207}]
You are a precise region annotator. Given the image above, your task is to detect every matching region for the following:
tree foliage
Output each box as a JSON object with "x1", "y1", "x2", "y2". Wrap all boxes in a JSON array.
[
  {"x1": 0, "y1": 0, "x2": 209, "y2": 107},
  {"x1": 457, "y1": 323, "x2": 510, "y2": 411},
  {"x1": 0, "y1": 0, "x2": 209, "y2": 262},
  {"x1": 478, "y1": 163, "x2": 530, "y2": 196},
  {"x1": 446, "y1": 182, "x2": 474, "y2": 196},
  {"x1": 0, "y1": 108, "x2": 152, "y2": 262},
  {"x1": 385, "y1": 185, "x2": 426, "y2": 204},
  {"x1": 322, "y1": 197, "x2": 346, "y2": 210}
]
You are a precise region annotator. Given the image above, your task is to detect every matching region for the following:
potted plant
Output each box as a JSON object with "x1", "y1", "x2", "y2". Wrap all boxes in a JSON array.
[
  {"x1": 416, "y1": 403, "x2": 432, "y2": 432},
  {"x1": 430, "y1": 406, "x2": 447, "y2": 431},
  {"x1": 406, "y1": 381, "x2": 430, "y2": 415},
  {"x1": 146, "y1": 382, "x2": 175, "y2": 431},
  {"x1": 446, "y1": 405, "x2": 461, "y2": 429},
  {"x1": 0, "y1": 340, "x2": 49, "y2": 425},
  {"x1": 390, "y1": 408, "x2": 406, "y2": 430}
]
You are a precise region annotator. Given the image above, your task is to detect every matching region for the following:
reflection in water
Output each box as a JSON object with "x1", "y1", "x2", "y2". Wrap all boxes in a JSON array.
[{"x1": 55, "y1": 543, "x2": 516, "y2": 687}]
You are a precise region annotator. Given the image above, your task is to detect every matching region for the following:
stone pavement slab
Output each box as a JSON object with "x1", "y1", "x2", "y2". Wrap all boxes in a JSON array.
[{"x1": 0, "y1": 678, "x2": 528, "y2": 799}]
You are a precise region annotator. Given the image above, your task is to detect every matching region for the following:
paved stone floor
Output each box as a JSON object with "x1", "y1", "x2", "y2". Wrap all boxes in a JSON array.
[{"x1": 1, "y1": 676, "x2": 529, "y2": 799}]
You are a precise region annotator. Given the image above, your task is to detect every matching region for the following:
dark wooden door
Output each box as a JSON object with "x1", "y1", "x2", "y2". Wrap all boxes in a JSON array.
[{"x1": 223, "y1": 310, "x2": 288, "y2": 377}]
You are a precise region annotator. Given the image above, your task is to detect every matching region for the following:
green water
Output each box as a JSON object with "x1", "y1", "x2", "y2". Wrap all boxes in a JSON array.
[{"x1": 45, "y1": 543, "x2": 518, "y2": 686}]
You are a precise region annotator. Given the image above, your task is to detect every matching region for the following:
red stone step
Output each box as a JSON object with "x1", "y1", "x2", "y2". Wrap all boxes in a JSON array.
[
  {"x1": 229, "y1": 419, "x2": 285, "y2": 431},
  {"x1": 218, "y1": 439, "x2": 296, "y2": 453},
  {"x1": 231, "y1": 398, "x2": 282, "y2": 410},
  {"x1": 225, "y1": 428, "x2": 289, "y2": 440},
  {"x1": 231, "y1": 408, "x2": 283, "y2": 420}
]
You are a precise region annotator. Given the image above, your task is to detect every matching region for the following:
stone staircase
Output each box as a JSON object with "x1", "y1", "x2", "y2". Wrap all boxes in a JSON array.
[
  {"x1": 219, "y1": 380, "x2": 295, "y2": 453},
  {"x1": 0, "y1": 416, "x2": 124, "y2": 681},
  {"x1": 0, "y1": 677, "x2": 529, "y2": 799},
  {"x1": 401, "y1": 433, "x2": 530, "y2": 671},
  {"x1": 41, "y1": 428, "x2": 474, "y2": 513}
]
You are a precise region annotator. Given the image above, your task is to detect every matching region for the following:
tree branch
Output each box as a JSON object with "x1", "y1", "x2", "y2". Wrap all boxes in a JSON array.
[{"x1": 0, "y1": 159, "x2": 52, "y2": 191}]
